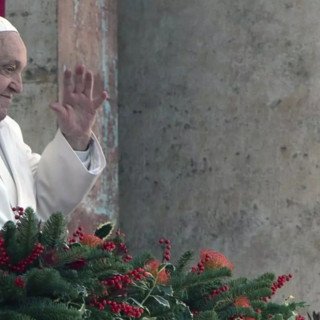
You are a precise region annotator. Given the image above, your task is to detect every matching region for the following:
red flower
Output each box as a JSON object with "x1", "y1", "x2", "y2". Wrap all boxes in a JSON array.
[
  {"x1": 234, "y1": 296, "x2": 251, "y2": 308},
  {"x1": 200, "y1": 249, "x2": 234, "y2": 270},
  {"x1": 234, "y1": 296, "x2": 255, "y2": 320},
  {"x1": 144, "y1": 260, "x2": 169, "y2": 284},
  {"x1": 79, "y1": 233, "x2": 104, "y2": 247}
]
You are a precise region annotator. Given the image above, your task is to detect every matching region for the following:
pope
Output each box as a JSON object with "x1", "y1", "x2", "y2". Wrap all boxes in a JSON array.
[{"x1": 0, "y1": 17, "x2": 107, "y2": 226}]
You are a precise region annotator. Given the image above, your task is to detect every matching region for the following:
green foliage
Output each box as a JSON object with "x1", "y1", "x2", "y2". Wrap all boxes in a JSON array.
[
  {"x1": 16, "y1": 207, "x2": 39, "y2": 257},
  {"x1": 25, "y1": 268, "x2": 79, "y2": 300},
  {"x1": 0, "y1": 209, "x2": 307, "y2": 319},
  {"x1": 1, "y1": 220, "x2": 19, "y2": 264},
  {"x1": 9, "y1": 298, "x2": 82, "y2": 320},
  {"x1": 94, "y1": 221, "x2": 114, "y2": 240},
  {"x1": 0, "y1": 271, "x2": 26, "y2": 303},
  {"x1": 131, "y1": 251, "x2": 155, "y2": 269},
  {"x1": 194, "y1": 310, "x2": 219, "y2": 320},
  {"x1": 0, "y1": 310, "x2": 35, "y2": 320},
  {"x1": 40, "y1": 212, "x2": 66, "y2": 249},
  {"x1": 175, "y1": 250, "x2": 194, "y2": 272}
]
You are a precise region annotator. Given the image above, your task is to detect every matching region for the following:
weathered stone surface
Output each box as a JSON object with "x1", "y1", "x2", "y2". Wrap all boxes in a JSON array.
[
  {"x1": 58, "y1": 0, "x2": 118, "y2": 233},
  {"x1": 118, "y1": 0, "x2": 320, "y2": 310}
]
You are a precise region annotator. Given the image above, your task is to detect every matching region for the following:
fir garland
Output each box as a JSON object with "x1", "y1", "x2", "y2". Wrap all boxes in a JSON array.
[{"x1": 0, "y1": 207, "x2": 306, "y2": 320}]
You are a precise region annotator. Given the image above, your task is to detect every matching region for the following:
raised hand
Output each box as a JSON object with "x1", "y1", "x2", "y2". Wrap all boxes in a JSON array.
[{"x1": 50, "y1": 64, "x2": 108, "y2": 150}]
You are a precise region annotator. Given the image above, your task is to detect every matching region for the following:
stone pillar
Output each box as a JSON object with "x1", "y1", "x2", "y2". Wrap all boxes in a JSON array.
[
  {"x1": 118, "y1": 0, "x2": 320, "y2": 310},
  {"x1": 58, "y1": 0, "x2": 118, "y2": 233}
]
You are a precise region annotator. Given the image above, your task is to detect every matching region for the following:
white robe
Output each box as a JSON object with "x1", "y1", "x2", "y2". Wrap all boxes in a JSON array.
[{"x1": 0, "y1": 116, "x2": 106, "y2": 227}]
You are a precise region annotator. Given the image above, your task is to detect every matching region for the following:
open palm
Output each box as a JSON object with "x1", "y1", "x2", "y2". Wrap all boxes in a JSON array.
[{"x1": 50, "y1": 65, "x2": 107, "y2": 150}]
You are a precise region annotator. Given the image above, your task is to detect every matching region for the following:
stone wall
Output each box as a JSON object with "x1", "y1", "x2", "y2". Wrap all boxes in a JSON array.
[{"x1": 118, "y1": 0, "x2": 320, "y2": 310}]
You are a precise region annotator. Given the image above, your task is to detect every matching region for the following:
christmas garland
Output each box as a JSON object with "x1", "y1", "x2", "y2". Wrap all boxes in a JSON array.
[{"x1": 0, "y1": 207, "x2": 306, "y2": 320}]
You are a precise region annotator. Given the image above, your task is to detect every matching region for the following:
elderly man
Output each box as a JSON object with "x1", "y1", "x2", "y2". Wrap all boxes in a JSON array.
[{"x1": 0, "y1": 17, "x2": 106, "y2": 226}]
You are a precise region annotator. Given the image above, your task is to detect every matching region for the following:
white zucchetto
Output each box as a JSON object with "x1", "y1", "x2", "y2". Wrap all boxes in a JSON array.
[{"x1": 0, "y1": 17, "x2": 18, "y2": 33}]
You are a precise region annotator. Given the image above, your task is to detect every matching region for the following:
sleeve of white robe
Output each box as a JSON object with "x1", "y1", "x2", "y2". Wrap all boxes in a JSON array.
[{"x1": 28, "y1": 129, "x2": 106, "y2": 221}]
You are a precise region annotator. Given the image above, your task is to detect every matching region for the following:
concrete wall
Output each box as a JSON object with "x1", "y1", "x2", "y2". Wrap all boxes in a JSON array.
[
  {"x1": 118, "y1": 0, "x2": 320, "y2": 310},
  {"x1": 6, "y1": 0, "x2": 118, "y2": 232}
]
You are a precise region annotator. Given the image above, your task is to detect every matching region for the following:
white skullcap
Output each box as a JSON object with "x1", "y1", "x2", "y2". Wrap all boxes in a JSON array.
[{"x1": 0, "y1": 17, "x2": 18, "y2": 33}]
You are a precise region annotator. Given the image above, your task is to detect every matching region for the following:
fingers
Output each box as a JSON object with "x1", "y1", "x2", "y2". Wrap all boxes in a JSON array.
[
  {"x1": 72, "y1": 64, "x2": 94, "y2": 98},
  {"x1": 74, "y1": 65, "x2": 85, "y2": 93},
  {"x1": 93, "y1": 91, "x2": 108, "y2": 109},
  {"x1": 83, "y1": 70, "x2": 93, "y2": 98},
  {"x1": 63, "y1": 69, "x2": 73, "y2": 94},
  {"x1": 64, "y1": 64, "x2": 107, "y2": 108}
]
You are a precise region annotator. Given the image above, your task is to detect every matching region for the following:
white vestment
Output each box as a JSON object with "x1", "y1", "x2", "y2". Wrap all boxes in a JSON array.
[{"x1": 0, "y1": 116, "x2": 106, "y2": 227}]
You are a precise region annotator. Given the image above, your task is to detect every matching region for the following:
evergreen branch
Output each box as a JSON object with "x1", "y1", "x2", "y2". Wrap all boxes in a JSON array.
[
  {"x1": 49, "y1": 245, "x2": 111, "y2": 269},
  {"x1": 0, "y1": 310, "x2": 36, "y2": 320},
  {"x1": 0, "y1": 207, "x2": 306, "y2": 319},
  {"x1": 0, "y1": 272, "x2": 26, "y2": 303},
  {"x1": 25, "y1": 268, "x2": 79, "y2": 300},
  {"x1": 82, "y1": 260, "x2": 130, "y2": 280},
  {"x1": 256, "y1": 273, "x2": 276, "y2": 282},
  {"x1": 194, "y1": 310, "x2": 219, "y2": 320},
  {"x1": 173, "y1": 267, "x2": 231, "y2": 292},
  {"x1": 40, "y1": 212, "x2": 66, "y2": 249},
  {"x1": 1, "y1": 220, "x2": 19, "y2": 265},
  {"x1": 263, "y1": 302, "x2": 295, "y2": 319},
  {"x1": 172, "y1": 268, "x2": 231, "y2": 302},
  {"x1": 130, "y1": 251, "x2": 155, "y2": 269},
  {"x1": 218, "y1": 306, "x2": 258, "y2": 320},
  {"x1": 175, "y1": 250, "x2": 194, "y2": 273},
  {"x1": 86, "y1": 307, "x2": 115, "y2": 320},
  {"x1": 2, "y1": 297, "x2": 81, "y2": 320},
  {"x1": 16, "y1": 207, "x2": 39, "y2": 259}
]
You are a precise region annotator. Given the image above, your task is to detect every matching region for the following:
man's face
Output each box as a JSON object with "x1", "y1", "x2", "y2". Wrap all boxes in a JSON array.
[{"x1": 0, "y1": 32, "x2": 27, "y2": 121}]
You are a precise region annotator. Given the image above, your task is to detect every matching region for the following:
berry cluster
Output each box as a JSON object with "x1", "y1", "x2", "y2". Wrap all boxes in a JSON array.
[
  {"x1": 204, "y1": 285, "x2": 229, "y2": 300},
  {"x1": 88, "y1": 294, "x2": 107, "y2": 310},
  {"x1": 106, "y1": 301, "x2": 143, "y2": 318},
  {"x1": 89, "y1": 296, "x2": 144, "y2": 317},
  {"x1": 261, "y1": 274, "x2": 292, "y2": 302},
  {"x1": 159, "y1": 238, "x2": 171, "y2": 261},
  {"x1": 0, "y1": 236, "x2": 9, "y2": 265},
  {"x1": 0, "y1": 234, "x2": 44, "y2": 273},
  {"x1": 114, "y1": 231, "x2": 132, "y2": 262},
  {"x1": 68, "y1": 226, "x2": 84, "y2": 244},
  {"x1": 102, "y1": 241, "x2": 116, "y2": 251},
  {"x1": 14, "y1": 277, "x2": 25, "y2": 288},
  {"x1": 101, "y1": 268, "x2": 149, "y2": 290},
  {"x1": 296, "y1": 315, "x2": 305, "y2": 320},
  {"x1": 191, "y1": 261, "x2": 205, "y2": 274},
  {"x1": 117, "y1": 242, "x2": 132, "y2": 262},
  {"x1": 13, "y1": 206, "x2": 25, "y2": 220},
  {"x1": 101, "y1": 274, "x2": 133, "y2": 289},
  {"x1": 12, "y1": 242, "x2": 44, "y2": 273},
  {"x1": 128, "y1": 267, "x2": 150, "y2": 281},
  {"x1": 115, "y1": 230, "x2": 124, "y2": 236},
  {"x1": 192, "y1": 251, "x2": 216, "y2": 274}
]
